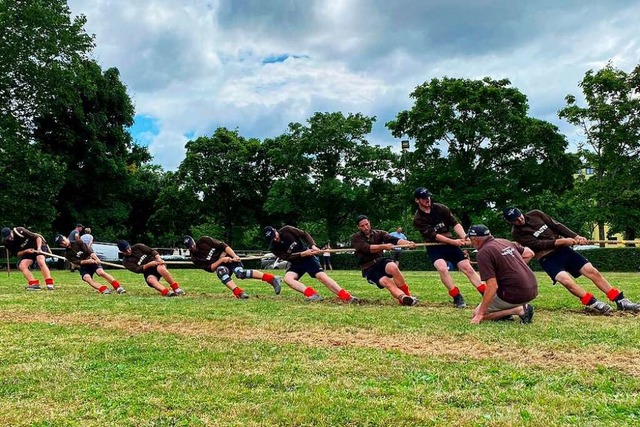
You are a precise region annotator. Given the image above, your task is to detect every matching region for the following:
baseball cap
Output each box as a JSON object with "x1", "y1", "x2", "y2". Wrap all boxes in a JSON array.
[
  {"x1": 503, "y1": 207, "x2": 523, "y2": 222},
  {"x1": 467, "y1": 224, "x2": 491, "y2": 237},
  {"x1": 116, "y1": 240, "x2": 130, "y2": 252},
  {"x1": 414, "y1": 187, "x2": 431, "y2": 199},
  {"x1": 1, "y1": 227, "x2": 10, "y2": 240},
  {"x1": 76, "y1": 223, "x2": 84, "y2": 228},
  {"x1": 54, "y1": 234, "x2": 65, "y2": 245},
  {"x1": 355, "y1": 214, "x2": 369, "y2": 225},
  {"x1": 182, "y1": 235, "x2": 195, "y2": 248},
  {"x1": 263, "y1": 226, "x2": 276, "y2": 242}
]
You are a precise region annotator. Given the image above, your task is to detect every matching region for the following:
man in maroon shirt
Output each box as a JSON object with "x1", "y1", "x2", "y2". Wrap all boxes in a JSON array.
[
  {"x1": 184, "y1": 235, "x2": 282, "y2": 299},
  {"x1": 467, "y1": 225, "x2": 537, "y2": 324},
  {"x1": 351, "y1": 215, "x2": 418, "y2": 306},
  {"x1": 412, "y1": 187, "x2": 485, "y2": 308},
  {"x1": 504, "y1": 207, "x2": 640, "y2": 314},
  {"x1": 117, "y1": 240, "x2": 185, "y2": 297},
  {"x1": 2, "y1": 226, "x2": 57, "y2": 291},
  {"x1": 54, "y1": 234, "x2": 126, "y2": 295},
  {"x1": 264, "y1": 225, "x2": 359, "y2": 302}
]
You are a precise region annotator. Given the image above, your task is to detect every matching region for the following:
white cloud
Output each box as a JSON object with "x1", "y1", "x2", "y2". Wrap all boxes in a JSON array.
[{"x1": 68, "y1": 0, "x2": 640, "y2": 170}]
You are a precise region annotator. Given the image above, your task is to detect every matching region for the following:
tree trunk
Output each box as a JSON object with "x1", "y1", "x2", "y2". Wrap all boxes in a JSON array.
[
  {"x1": 624, "y1": 226, "x2": 636, "y2": 247},
  {"x1": 598, "y1": 220, "x2": 606, "y2": 248}
]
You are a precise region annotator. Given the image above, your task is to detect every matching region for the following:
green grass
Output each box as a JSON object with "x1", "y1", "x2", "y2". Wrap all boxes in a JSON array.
[{"x1": 0, "y1": 268, "x2": 639, "y2": 426}]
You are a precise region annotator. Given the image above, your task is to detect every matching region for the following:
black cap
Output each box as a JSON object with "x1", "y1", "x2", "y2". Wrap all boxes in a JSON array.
[
  {"x1": 1, "y1": 227, "x2": 10, "y2": 240},
  {"x1": 263, "y1": 226, "x2": 276, "y2": 243},
  {"x1": 468, "y1": 224, "x2": 491, "y2": 237},
  {"x1": 76, "y1": 223, "x2": 84, "y2": 228},
  {"x1": 503, "y1": 207, "x2": 523, "y2": 222},
  {"x1": 116, "y1": 240, "x2": 130, "y2": 252},
  {"x1": 414, "y1": 187, "x2": 431, "y2": 199},
  {"x1": 182, "y1": 235, "x2": 195, "y2": 248},
  {"x1": 54, "y1": 234, "x2": 65, "y2": 245}
]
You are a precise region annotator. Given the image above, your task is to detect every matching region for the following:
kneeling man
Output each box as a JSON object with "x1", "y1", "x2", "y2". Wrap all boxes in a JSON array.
[{"x1": 467, "y1": 225, "x2": 537, "y2": 324}]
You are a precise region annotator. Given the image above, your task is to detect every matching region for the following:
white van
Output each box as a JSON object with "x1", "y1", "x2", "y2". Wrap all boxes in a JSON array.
[{"x1": 92, "y1": 242, "x2": 121, "y2": 262}]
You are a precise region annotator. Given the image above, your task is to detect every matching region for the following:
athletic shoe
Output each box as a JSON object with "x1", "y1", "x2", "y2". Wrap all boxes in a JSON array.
[
  {"x1": 400, "y1": 295, "x2": 419, "y2": 306},
  {"x1": 305, "y1": 294, "x2": 323, "y2": 302},
  {"x1": 616, "y1": 298, "x2": 640, "y2": 312},
  {"x1": 102, "y1": 289, "x2": 112, "y2": 295},
  {"x1": 116, "y1": 287, "x2": 126, "y2": 294},
  {"x1": 453, "y1": 294, "x2": 466, "y2": 309},
  {"x1": 26, "y1": 285, "x2": 42, "y2": 291},
  {"x1": 347, "y1": 295, "x2": 361, "y2": 304},
  {"x1": 519, "y1": 304, "x2": 534, "y2": 324},
  {"x1": 166, "y1": 290, "x2": 177, "y2": 297},
  {"x1": 271, "y1": 277, "x2": 282, "y2": 295},
  {"x1": 174, "y1": 288, "x2": 185, "y2": 296},
  {"x1": 585, "y1": 300, "x2": 612, "y2": 315},
  {"x1": 237, "y1": 292, "x2": 249, "y2": 299},
  {"x1": 46, "y1": 284, "x2": 55, "y2": 291}
]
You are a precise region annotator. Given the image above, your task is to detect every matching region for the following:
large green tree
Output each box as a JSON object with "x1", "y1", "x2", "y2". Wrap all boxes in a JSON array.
[
  {"x1": 33, "y1": 60, "x2": 150, "y2": 239},
  {"x1": 265, "y1": 112, "x2": 399, "y2": 244},
  {"x1": 0, "y1": 0, "x2": 94, "y2": 233},
  {"x1": 559, "y1": 62, "x2": 640, "y2": 241},
  {"x1": 387, "y1": 76, "x2": 577, "y2": 232},
  {"x1": 178, "y1": 128, "x2": 271, "y2": 245}
]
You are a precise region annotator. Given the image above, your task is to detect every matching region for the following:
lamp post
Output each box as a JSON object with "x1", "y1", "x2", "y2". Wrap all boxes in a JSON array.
[{"x1": 401, "y1": 140, "x2": 410, "y2": 233}]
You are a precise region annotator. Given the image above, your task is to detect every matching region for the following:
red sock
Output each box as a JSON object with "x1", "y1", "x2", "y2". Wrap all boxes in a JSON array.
[
  {"x1": 606, "y1": 288, "x2": 621, "y2": 301},
  {"x1": 232, "y1": 287, "x2": 244, "y2": 297},
  {"x1": 170, "y1": 282, "x2": 180, "y2": 290},
  {"x1": 262, "y1": 273, "x2": 274, "y2": 283},
  {"x1": 448, "y1": 287, "x2": 460, "y2": 297},
  {"x1": 111, "y1": 280, "x2": 121, "y2": 289},
  {"x1": 28, "y1": 280, "x2": 39, "y2": 286},
  {"x1": 337, "y1": 289, "x2": 351, "y2": 301},
  {"x1": 580, "y1": 292, "x2": 595, "y2": 305},
  {"x1": 45, "y1": 278, "x2": 54, "y2": 285},
  {"x1": 477, "y1": 283, "x2": 486, "y2": 294},
  {"x1": 161, "y1": 288, "x2": 169, "y2": 296},
  {"x1": 99, "y1": 285, "x2": 108, "y2": 293},
  {"x1": 303, "y1": 287, "x2": 317, "y2": 297},
  {"x1": 399, "y1": 284, "x2": 410, "y2": 296}
]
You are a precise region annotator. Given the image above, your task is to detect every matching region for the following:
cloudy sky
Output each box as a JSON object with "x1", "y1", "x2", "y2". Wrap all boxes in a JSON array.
[{"x1": 67, "y1": 0, "x2": 640, "y2": 170}]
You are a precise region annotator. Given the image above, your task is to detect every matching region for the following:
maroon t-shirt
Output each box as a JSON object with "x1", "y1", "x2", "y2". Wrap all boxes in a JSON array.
[{"x1": 476, "y1": 236, "x2": 538, "y2": 304}]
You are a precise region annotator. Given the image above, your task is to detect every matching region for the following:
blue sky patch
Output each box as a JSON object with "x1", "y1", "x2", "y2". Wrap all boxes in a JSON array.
[{"x1": 128, "y1": 115, "x2": 160, "y2": 146}]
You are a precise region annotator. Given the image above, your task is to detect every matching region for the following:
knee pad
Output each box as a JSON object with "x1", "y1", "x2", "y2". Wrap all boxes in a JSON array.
[
  {"x1": 233, "y1": 267, "x2": 252, "y2": 280},
  {"x1": 216, "y1": 266, "x2": 232, "y2": 284}
]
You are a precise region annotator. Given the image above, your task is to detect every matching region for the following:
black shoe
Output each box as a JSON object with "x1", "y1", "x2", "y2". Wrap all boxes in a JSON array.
[
  {"x1": 519, "y1": 304, "x2": 534, "y2": 324},
  {"x1": 400, "y1": 295, "x2": 419, "y2": 306},
  {"x1": 453, "y1": 294, "x2": 466, "y2": 309}
]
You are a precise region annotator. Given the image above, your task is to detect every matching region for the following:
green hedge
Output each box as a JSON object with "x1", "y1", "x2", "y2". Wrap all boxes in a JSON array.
[{"x1": 329, "y1": 248, "x2": 640, "y2": 272}]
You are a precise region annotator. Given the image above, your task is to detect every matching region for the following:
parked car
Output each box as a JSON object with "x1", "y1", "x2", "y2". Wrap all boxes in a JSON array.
[
  {"x1": 260, "y1": 253, "x2": 289, "y2": 270},
  {"x1": 92, "y1": 242, "x2": 121, "y2": 261}
]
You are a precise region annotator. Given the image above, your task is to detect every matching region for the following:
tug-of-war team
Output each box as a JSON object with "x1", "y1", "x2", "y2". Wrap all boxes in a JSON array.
[{"x1": 3, "y1": 187, "x2": 639, "y2": 324}]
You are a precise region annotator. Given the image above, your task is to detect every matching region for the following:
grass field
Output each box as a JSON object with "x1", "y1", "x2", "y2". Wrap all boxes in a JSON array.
[{"x1": 1, "y1": 268, "x2": 639, "y2": 426}]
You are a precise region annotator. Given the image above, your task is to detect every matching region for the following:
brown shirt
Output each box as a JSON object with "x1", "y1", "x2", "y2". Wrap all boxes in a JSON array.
[
  {"x1": 477, "y1": 236, "x2": 538, "y2": 304},
  {"x1": 269, "y1": 226, "x2": 316, "y2": 262},
  {"x1": 190, "y1": 236, "x2": 229, "y2": 269},
  {"x1": 64, "y1": 240, "x2": 93, "y2": 265},
  {"x1": 511, "y1": 209, "x2": 577, "y2": 259},
  {"x1": 351, "y1": 229, "x2": 400, "y2": 269},
  {"x1": 3, "y1": 227, "x2": 43, "y2": 255},
  {"x1": 413, "y1": 203, "x2": 459, "y2": 242},
  {"x1": 122, "y1": 243, "x2": 159, "y2": 273}
]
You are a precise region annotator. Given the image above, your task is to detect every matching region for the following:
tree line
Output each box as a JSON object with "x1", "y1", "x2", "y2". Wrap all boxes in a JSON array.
[{"x1": 2, "y1": 1, "x2": 639, "y2": 249}]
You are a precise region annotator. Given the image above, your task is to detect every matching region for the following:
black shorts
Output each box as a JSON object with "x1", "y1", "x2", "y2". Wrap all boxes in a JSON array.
[
  {"x1": 427, "y1": 245, "x2": 466, "y2": 265},
  {"x1": 18, "y1": 244, "x2": 51, "y2": 264},
  {"x1": 203, "y1": 260, "x2": 243, "y2": 273},
  {"x1": 79, "y1": 263, "x2": 101, "y2": 278},
  {"x1": 363, "y1": 258, "x2": 395, "y2": 289},
  {"x1": 539, "y1": 247, "x2": 588, "y2": 282},
  {"x1": 143, "y1": 266, "x2": 161, "y2": 283},
  {"x1": 287, "y1": 256, "x2": 323, "y2": 279}
]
